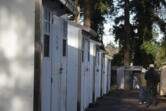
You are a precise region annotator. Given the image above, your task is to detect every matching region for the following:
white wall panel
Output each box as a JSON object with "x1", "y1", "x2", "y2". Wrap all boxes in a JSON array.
[
  {"x1": 0, "y1": 0, "x2": 35, "y2": 111},
  {"x1": 67, "y1": 24, "x2": 80, "y2": 111}
]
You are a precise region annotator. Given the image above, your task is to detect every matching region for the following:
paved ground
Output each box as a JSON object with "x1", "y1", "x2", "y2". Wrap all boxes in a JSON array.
[{"x1": 86, "y1": 90, "x2": 166, "y2": 111}]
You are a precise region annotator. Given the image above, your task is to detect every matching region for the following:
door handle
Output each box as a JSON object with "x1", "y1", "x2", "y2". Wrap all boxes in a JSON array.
[
  {"x1": 59, "y1": 67, "x2": 63, "y2": 74},
  {"x1": 86, "y1": 68, "x2": 88, "y2": 71}
]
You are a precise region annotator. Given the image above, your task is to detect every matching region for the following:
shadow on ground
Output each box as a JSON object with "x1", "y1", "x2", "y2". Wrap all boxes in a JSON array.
[{"x1": 86, "y1": 90, "x2": 166, "y2": 111}]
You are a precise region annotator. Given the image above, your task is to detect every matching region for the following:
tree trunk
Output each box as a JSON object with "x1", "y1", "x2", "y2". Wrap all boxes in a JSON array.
[
  {"x1": 124, "y1": 0, "x2": 130, "y2": 66},
  {"x1": 75, "y1": 0, "x2": 80, "y2": 24},
  {"x1": 84, "y1": 0, "x2": 91, "y2": 27}
]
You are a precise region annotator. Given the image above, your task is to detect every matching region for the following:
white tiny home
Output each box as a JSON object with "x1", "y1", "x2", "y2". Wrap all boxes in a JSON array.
[
  {"x1": 66, "y1": 21, "x2": 100, "y2": 111},
  {"x1": 66, "y1": 22, "x2": 81, "y2": 111},
  {"x1": 99, "y1": 49, "x2": 105, "y2": 96},
  {"x1": 0, "y1": 0, "x2": 77, "y2": 111},
  {"x1": 89, "y1": 40, "x2": 101, "y2": 104},
  {"x1": 102, "y1": 55, "x2": 112, "y2": 95},
  {"x1": 160, "y1": 65, "x2": 166, "y2": 96},
  {"x1": 117, "y1": 67, "x2": 125, "y2": 89},
  {"x1": 80, "y1": 27, "x2": 98, "y2": 111},
  {"x1": 116, "y1": 66, "x2": 142, "y2": 89},
  {"x1": 102, "y1": 53, "x2": 107, "y2": 96},
  {"x1": 106, "y1": 56, "x2": 112, "y2": 93},
  {"x1": 94, "y1": 49, "x2": 104, "y2": 100}
]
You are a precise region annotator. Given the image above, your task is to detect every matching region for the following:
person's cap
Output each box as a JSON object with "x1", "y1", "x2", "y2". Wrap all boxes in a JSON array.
[{"x1": 149, "y1": 64, "x2": 154, "y2": 68}]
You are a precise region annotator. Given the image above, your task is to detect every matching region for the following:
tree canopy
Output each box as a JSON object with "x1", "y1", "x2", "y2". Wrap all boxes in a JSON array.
[
  {"x1": 73, "y1": 0, "x2": 166, "y2": 68},
  {"x1": 112, "y1": 0, "x2": 166, "y2": 68}
]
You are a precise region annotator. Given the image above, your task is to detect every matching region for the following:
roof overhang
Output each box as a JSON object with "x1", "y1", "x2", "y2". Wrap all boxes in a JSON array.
[
  {"x1": 124, "y1": 66, "x2": 142, "y2": 71},
  {"x1": 105, "y1": 55, "x2": 112, "y2": 60},
  {"x1": 58, "y1": 0, "x2": 78, "y2": 16},
  {"x1": 90, "y1": 39, "x2": 102, "y2": 46},
  {"x1": 68, "y1": 21, "x2": 97, "y2": 37},
  {"x1": 43, "y1": 0, "x2": 78, "y2": 16}
]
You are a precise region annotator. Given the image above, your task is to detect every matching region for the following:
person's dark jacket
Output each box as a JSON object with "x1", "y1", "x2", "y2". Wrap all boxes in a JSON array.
[{"x1": 145, "y1": 68, "x2": 160, "y2": 86}]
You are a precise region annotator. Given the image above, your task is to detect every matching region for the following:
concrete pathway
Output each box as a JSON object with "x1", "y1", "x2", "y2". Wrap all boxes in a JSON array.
[{"x1": 86, "y1": 90, "x2": 166, "y2": 111}]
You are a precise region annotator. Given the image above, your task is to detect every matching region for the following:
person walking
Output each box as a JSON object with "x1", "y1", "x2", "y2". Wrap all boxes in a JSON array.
[
  {"x1": 138, "y1": 68, "x2": 147, "y2": 104},
  {"x1": 145, "y1": 64, "x2": 160, "y2": 107}
]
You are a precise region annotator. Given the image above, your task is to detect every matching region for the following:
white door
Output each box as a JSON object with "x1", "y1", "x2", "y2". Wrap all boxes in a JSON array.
[
  {"x1": 81, "y1": 38, "x2": 90, "y2": 111},
  {"x1": 42, "y1": 6, "x2": 52, "y2": 111},
  {"x1": 104, "y1": 57, "x2": 108, "y2": 94},
  {"x1": 85, "y1": 40, "x2": 90, "y2": 107},
  {"x1": 51, "y1": 16, "x2": 67, "y2": 111},
  {"x1": 95, "y1": 50, "x2": 100, "y2": 100},
  {"x1": 101, "y1": 54, "x2": 105, "y2": 96},
  {"x1": 107, "y1": 61, "x2": 111, "y2": 93}
]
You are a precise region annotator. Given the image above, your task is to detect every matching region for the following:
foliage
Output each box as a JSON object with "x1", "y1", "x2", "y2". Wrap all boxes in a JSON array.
[
  {"x1": 155, "y1": 46, "x2": 166, "y2": 68},
  {"x1": 91, "y1": 0, "x2": 113, "y2": 42},
  {"x1": 112, "y1": 0, "x2": 166, "y2": 67},
  {"x1": 73, "y1": 0, "x2": 113, "y2": 42},
  {"x1": 140, "y1": 40, "x2": 166, "y2": 68},
  {"x1": 111, "y1": 49, "x2": 124, "y2": 66},
  {"x1": 73, "y1": 0, "x2": 166, "y2": 67},
  {"x1": 141, "y1": 40, "x2": 158, "y2": 56}
]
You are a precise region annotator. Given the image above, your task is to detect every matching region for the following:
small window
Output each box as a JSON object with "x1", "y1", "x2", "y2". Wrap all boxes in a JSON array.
[
  {"x1": 44, "y1": 7, "x2": 50, "y2": 21},
  {"x1": 88, "y1": 52, "x2": 90, "y2": 61},
  {"x1": 88, "y1": 42, "x2": 90, "y2": 61},
  {"x1": 82, "y1": 40, "x2": 85, "y2": 62},
  {"x1": 82, "y1": 51, "x2": 84, "y2": 62},
  {"x1": 44, "y1": 35, "x2": 50, "y2": 57},
  {"x1": 98, "y1": 52, "x2": 99, "y2": 65},
  {"x1": 44, "y1": 7, "x2": 47, "y2": 20},
  {"x1": 44, "y1": 7, "x2": 50, "y2": 34},
  {"x1": 63, "y1": 39, "x2": 67, "y2": 56}
]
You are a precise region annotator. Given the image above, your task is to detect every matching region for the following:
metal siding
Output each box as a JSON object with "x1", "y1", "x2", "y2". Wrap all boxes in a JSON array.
[
  {"x1": 117, "y1": 67, "x2": 125, "y2": 89},
  {"x1": 89, "y1": 42, "x2": 95, "y2": 104},
  {"x1": 103, "y1": 57, "x2": 108, "y2": 94},
  {"x1": 107, "y1": 61, "x2": 111, "y2": 92},
  {"x1": 77, "y1": 30, "x2": 82, "y2": 111},
  {"x1": 0, "y1": 0, "x2": 35, "y2": 111},
  {"x1": 160, "y1": 66, "x2": 166, "y2": 95},
  {"x1": 92, "y1": 45, "x2": 97, "y2": 103},
  {"x1": 67, "y1": 24, "x2": 79, "y2": 111},
  {"x1": 94, "y1": 50, "x2": 102, "y2": 100},
  {"x1": 41, "y1": 5, "x2": 51, "y2": 111}
]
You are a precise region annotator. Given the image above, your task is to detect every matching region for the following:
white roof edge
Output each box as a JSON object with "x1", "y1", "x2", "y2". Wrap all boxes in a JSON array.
[
  {"x1": 58, "y1": 0, "x2": 78, "y2": 16},
  {"x1": 67, "y1": 21, "x2": 97, "y2": 37},
  {"x1": 90, "y1": 39, "x2": 102, "y2": 46},
  {"x1": 105, "y1": 55, "x2": 112, "y2": 60}
]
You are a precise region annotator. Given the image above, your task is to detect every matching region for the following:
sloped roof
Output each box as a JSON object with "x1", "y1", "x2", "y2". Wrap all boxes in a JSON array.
[
  {"x1": 68, "y1": 21, "x2": 97, "y2": 37},
  {"x1": 67, "y1": 21, "x2": 105, "y2": 49},
  {"x1": 58, "y1": 0, "x2": 78, "y2": 16},
  {"x1": 45, "y1": 0, "x2": 78, "y2": 16}
]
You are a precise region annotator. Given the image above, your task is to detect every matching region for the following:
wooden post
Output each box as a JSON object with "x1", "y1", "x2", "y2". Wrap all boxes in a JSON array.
[
  {"x1": 34, "y1": 0, "x2": 42, "y2": 111},
  {"x1": 75, "y1": 0, "x2": 80, "y2": 24},
  {"x1": 84, "y1": 0, "x2": 91, "y2": 27}
]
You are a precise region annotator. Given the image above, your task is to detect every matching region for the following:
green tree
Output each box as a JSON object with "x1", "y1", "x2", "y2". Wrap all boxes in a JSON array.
[
  {"x1": 131, "y1": 0, "x2": 166, "y2": 67},
  {"x1": 75, "y1": 0, "x2": 80, "y2": 24},
  {"x1": 124, "y1": 0, "x2": 130, "y2": 66},
  {"x1": 112, "y1": 0, "x2": 166, "y2": 67},
  {"x1": 77, "y1": 0, "x2": 113, "y2": 41},
  {"x1": 112, "y1": 0, "x2": 132, "y2": 66}
]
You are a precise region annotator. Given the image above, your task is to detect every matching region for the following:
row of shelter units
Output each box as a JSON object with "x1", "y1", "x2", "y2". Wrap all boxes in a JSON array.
[
  {"x1": 111, "y1": 66, "x2": 142, "y2": 90},
  {"x1": 112, "y1": 65, "x2": 166, "y2": 97},
  {"x1": 42, "y1": 10, "x2": 112, "y2": 111},
  {"x1": 0, "y1": 0, "x2": 112, "y2": 111}
]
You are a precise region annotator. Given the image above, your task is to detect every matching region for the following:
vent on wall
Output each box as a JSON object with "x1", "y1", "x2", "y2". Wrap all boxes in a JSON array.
[
  {"x1": 44, "y1": 35, "x2": 50, "y2": 57},
  {"x1": 63, "y1": 39, "x2": 67, "y2": 56}
]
